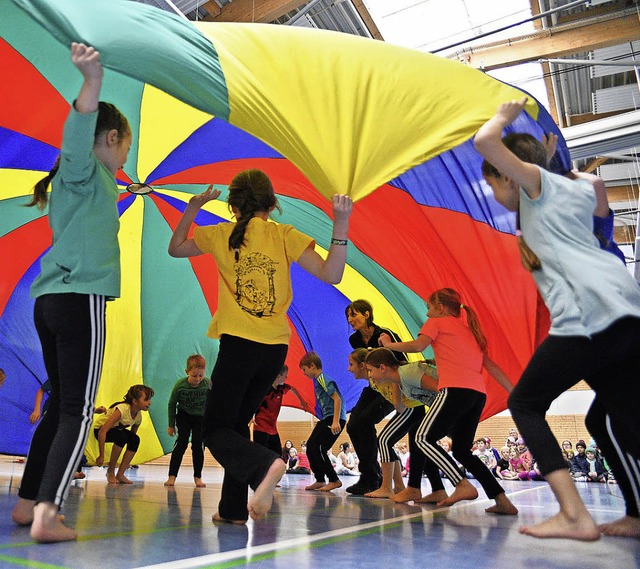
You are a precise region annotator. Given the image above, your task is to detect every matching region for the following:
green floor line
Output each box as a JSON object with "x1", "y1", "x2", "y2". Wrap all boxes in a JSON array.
[{"x1": 0, "y1": 554, "x2": 72, "y2": 569}]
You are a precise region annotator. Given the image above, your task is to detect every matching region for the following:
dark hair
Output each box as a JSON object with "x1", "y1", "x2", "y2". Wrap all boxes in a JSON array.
[
  {"x1": 279, "y1": 364, "x2": 289, "y2": 375},
  {"x1": 340, "y1": 442, "x2": 350, "y2": 452},
  {"x1": 429, "y1": 288, "x2": 487, "y2": 354},
  {"x1": 186, "y1": 354, "x2": 206, "y2": 370},
  {"x1": 481, "y1": 133, "x2": 547, "y2": 175},
  {"x1": 299, "y1": 351, "x2": 322, "y2": 369},
  {"x1": 123, "y1": 384, "x2": 154, "y2": 405},
  {"x1": 27, "y1": 101, "x2": 130, "y2": 210},
  {"x1": 365, "y1": 348, "x2": 401, "y2": 368},
  {"x1": 227, "y1": 169, "x2": 281, "y2": 252},
  {"x1": 345, "y1": 299, "x2": 374, "y2": 327},
  {"x1": 481, "y1": 133, "x2": 546, "y2": 273}
]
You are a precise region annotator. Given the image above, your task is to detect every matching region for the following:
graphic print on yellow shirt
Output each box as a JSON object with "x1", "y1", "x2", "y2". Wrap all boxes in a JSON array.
[
  {"x1": 193, "y1": 217, "x2": 314, "y2": 345},
  {"x1": 235, "y1": 251, "x2": 277, "y2": 318}
]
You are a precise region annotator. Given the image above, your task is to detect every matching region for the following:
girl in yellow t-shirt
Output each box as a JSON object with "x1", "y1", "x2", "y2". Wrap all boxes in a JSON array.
[{"x1": 168, "y1": 169, "x2": 352, "y2": 523}]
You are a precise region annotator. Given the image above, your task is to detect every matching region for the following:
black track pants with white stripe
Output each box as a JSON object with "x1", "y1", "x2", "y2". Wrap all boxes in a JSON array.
[{"x1": 19, "y1": 293, "x2": 106, "y2": 507}]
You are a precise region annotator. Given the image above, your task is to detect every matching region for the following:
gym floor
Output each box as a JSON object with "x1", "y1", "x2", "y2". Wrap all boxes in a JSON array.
[{"x1": 0, "y1": 458, "x2": 637, "y2": 568}]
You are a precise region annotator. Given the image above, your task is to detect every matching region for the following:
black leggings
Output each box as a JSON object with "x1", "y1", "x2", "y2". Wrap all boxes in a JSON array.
[
  {"x1": 94, "y1": 427, "x2": 140, "y2": 452},
  {"x1": 253, "y1": 430, "x2": 283, "y2": 456},
  {"x1": 307, "y1": 416, "x2": 346, "y2": 483},
  {"x1": 509, "y1": 317, "x2": 640, "y2": 517},
  {"x1": 168, "y1": 411, "x2": 204, "y2": 478},
  {"x1": 346, "y1": 386, "x2": 394, "y2": 486},
  {"x1": 19, "y1": 294, "x2": 106, "y2": 507},
  {"x1": 202, "y1": 335, "x2": 288, "y2": 522}
]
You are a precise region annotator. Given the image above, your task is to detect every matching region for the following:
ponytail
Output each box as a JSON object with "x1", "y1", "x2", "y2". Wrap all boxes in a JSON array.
[
  {"x1": 26, "y1": 157, "x2": 60, "y2": 210},
  {"x1": 461, "y1": 304, "x2": 488, "y2": 354},
  {"x1": 430, "y1": 288, "x2": 488, "y2": 354}
]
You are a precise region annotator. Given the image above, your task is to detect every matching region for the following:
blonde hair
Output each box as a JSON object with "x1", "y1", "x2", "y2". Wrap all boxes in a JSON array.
[{"x1": 429, "y1": 288, "x2": 488, "y2": 354}]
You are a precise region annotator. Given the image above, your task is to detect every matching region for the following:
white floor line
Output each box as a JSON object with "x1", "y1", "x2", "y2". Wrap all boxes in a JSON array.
[
  {"x1": 133, "y1": 510, "x2": 426, "y2": 568},
  {"x1": 135, "y1": 485, "x2": 538, "y2": 569}
]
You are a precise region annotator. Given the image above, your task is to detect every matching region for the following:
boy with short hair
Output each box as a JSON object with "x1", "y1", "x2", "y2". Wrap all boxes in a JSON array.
[
  {"x1": 299, "y1": 352, "x2": 346, "y2": 492},
  {"x1": 165, "y1": 354, "x2": 211, "y2": 488}
]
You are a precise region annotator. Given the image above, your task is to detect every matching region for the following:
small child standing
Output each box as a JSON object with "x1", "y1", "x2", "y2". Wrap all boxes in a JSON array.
[
  {"x1": 94, "y1": 385, "x2": 154, "y2": 484},
  {"x1": 165, "y1": 355, "x2": 211, "y2": 488},
  {"x1": 300, "y1": 352, "x2": 346, "y2": 492}
]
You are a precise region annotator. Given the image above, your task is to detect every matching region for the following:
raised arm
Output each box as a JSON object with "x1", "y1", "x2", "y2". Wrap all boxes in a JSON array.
[
  {"x1": 474, "y1": 97, "x2": 542, "y2": 199},
  {"x1": 567, "y1": 170, "x2": 609, "y2": 217},
  {"x1": 70, "y1": 43, "x2": 102, "y2": 114},
  {"x1": 168, "y1": 185, "x2": 220, "y2": 257},
  {"x1": 296, "y1": 194, "x2": 353, "y2": 284}
]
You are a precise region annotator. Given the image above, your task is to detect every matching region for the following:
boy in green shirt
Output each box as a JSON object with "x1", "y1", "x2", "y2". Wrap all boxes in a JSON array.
[{"x1": 165, "y1": 355, "x2": 211, "y2": 487}]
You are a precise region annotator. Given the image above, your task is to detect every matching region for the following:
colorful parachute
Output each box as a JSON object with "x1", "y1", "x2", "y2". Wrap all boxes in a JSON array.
[{"x1": 0, "y1": 0, "x2": 569, "y2": 462}]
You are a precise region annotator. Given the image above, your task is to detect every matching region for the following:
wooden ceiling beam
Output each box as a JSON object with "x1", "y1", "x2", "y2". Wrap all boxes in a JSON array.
[
  {"x1": 351, "y1": 0, "x2": 384, "y2": 41},
  {"x1": 201, "y1": 0, "x2": 308, "y2": 23},
  {"x1": 450, "y1": 10, "x2": 639, "y2": 71}
]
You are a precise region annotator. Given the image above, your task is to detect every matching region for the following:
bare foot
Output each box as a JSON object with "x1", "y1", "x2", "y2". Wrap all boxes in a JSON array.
[
  {"x1": 415, "y1": 489, "x2": 448, "y2": 504},
  {"x1": 106, "y1": 472, "x2": 119, "y2": 484},
  {"x1": 519, "y1": 511, "x2": 600, "y2": 540},
  {"x1": 437, "y1": 479, "x2": 478, "y2": 507},
  {"x1": 305, "y1": 481, "x2": 327, "y2": 491},
  {"x1": 248, "y1": 459, "x2": 286, "y2": 520},
  {"x1": 599, "y1": 516, "x2": 640, "y2": 538},
  {"x1": 73, "y1": 471, "x2": 86, "y2": 480},
  {"x1": 212, "y1": 512, "x2": 246, "y2": 525},
  {"x1": 319, "y1": 480, "x2": 342, "y2": 492},
  {"x1": 116, "y1": 475, "x2": 134, "y2": 484},
  {"x1": 31, "y1": 502, "x2": 77, "y2": 543},
  {"x1": 164, "y1": 476, "x2": 176, "y2": 487},
  {"x1": 364, "y1": 487, "x2": 394, "y2": 498},
  {"x1": 390, "y1": 486, "x2": 422, "y2": 503},
  {"x1": 194, "y1": 477, "x2": 206, "y2": 488},
  {"x1": 12, "y1": 498, "x2": 35, "y2": 526},
  {"x1": 485, "y1": 492, "x2": 518, "y2": 515}
]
